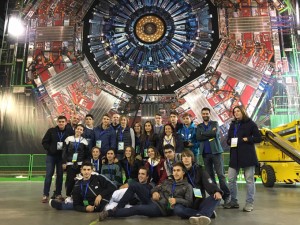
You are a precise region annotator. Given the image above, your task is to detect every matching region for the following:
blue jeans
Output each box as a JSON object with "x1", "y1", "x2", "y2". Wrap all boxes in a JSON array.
[
  {"x1": 117, "y1": 182, "x2": 152, "y2": 208},
  {"x1": 202, "y1": 153, "x2": 230, "y2": 200},
  {"x1": 43, "y1": 155, "x2": 63, "y2": 196},
  {"x1": 173, "y1": 196, "x2": 220, "y2": 218},
  {"x1": 113, "y1": 202, "x2": 163, "y2": 217},
  {"x1": 228, "y1": 166, "x2": 255, "y2": 204}
]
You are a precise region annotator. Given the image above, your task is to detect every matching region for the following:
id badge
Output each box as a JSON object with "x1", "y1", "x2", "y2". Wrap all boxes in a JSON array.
[
  {"x1": 144, "y1": 148, "x2": 148, "y2": 158},
  {"x1": 118, "y1": 142, "x2": 124, "y2": 151},
  {"x1": 72, "y1": 153, "x2": 78, "y2": 162},
  {"x1": 193, "y1": 188, "x2": 202, "y2": 198},
  {"x1": 231, "y1": 138, "x2": 238, "y2": 148},
  {"x1": 83, "y1": 200, "x2": 89, "y2": 206},
  {"x1": 96, "y1": 140, "x2": 102, "y2": 148},
  {"x1": 57, "y1": 142, "x2": 63, "y2": 150}
]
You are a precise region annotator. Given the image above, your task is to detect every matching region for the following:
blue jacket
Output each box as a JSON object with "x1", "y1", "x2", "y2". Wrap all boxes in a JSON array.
[
  {"x1": 178, "y1": 122, "x2": 199, "y2": 155},
  {"x1": 94, "y1": 125, "x2": 116, "y2": 155}
]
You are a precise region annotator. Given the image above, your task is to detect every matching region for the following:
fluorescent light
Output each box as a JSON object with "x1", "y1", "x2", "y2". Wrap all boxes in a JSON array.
[{"x1": 8, "y1": 16, "x2": 25, "y2": 37}]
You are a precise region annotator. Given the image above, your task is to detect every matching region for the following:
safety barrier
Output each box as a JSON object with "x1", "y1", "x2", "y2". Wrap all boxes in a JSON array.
[{"x1": 0, "y1": 153, "x2": 242, "y2": 181}]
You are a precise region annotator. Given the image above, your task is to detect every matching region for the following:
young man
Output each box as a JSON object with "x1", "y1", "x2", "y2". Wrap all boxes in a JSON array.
[
  {"x1": 41, "y1": 115, "x2": 72, "y2": 203},
  {"x1": 105, "y1": 166, "x2": 152, "y2": 210},
  {"x1": 169, "y1": 111, "x2": 183, "y2": 132},
  {"x1": 111, "y1": 113, "x2": 120, "y2": 130},
  {"x1": 50, "y1": 161, "x2": 116, "y2": 212},
  {"x1": 99, "y1": 162, "x2": 193, "y2": 220},
  {"x1": 196, "y1": 107, "x2": 231, "y2": 205},
  {"x1": 178, "y1": 113, "x2": 199, "y2": 159},
  {"x1": 174, "y1": 150, "x2": 223, "y2": 225},
  {"x1": 94, "y1": 113, "x2": 116, "y2": 156},
  {"x1": 163, "y1": 144, "x2": 182, "y2": 178},
  {"x1": 83, "y1": 114, "x2": 95, "y2": 152},
  {"x1": 154, "y1": 113, "x2": 164, "y2": 136}
]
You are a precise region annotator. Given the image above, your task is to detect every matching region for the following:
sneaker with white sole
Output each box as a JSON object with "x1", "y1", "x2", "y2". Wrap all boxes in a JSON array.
[
  {"x1": 189, "y1": 216, "x2": 211, "y2": 225},
  {"x1": 64, "y1": 196, "x2": 73, "y2": 204},
  {"x1": 49, "y1": 199, "x2": 62, "y2": 210},
  {"x1": 41, "y1": 195, "x2": 48, "y2": 203},
  {"x1": 243, "y1": 203, "x2": 254, "y2": 212}
]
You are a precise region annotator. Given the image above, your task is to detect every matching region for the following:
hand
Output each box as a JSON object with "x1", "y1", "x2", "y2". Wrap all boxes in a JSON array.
[
  {"x1": 114, "y1": 158, "x2": 119, "y2": 163},
  {"x1": 243, "y1": 137, "x2": 248, "y2": 142},
  {"x1": 213, "y1": 192, "x2": 222, "y2": 200},
  {"x1": 62, "y1": 164, "x2": 66, "y2": 170},
  {"x1": 212, "y1": 127, "x2": 216, "y2": 131},
  {"x1": 94, "y1": 195, "x2": 102, "y2": 206},
  {"x1": 119, "y1": 183, "x2": 129, "y2": 189},
  {"x1": 152, "y1": 192, "x2": 160, "y2": 201},
  {"x1": 86, "y1": 205, "x2": 95, "y2": 212},
  {"x1": 135, "y1": 155, "x2": 142, "y2": 161},
  {"x1": 168, "y1": 197, "x2": 176, "y2": 206}
]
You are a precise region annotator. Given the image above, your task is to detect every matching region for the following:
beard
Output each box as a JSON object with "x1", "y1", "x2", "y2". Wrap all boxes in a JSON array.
[{"x1": 202, "y1": 116, "x2": 210, "y2": 122}]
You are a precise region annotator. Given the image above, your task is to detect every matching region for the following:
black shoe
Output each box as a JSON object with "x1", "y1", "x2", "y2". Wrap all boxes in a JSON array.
[
  {"x1": 99, "y1": 210, "x2": 109, "y2": 221},
  {"x1": 223, "y1": 201, "x2": 239, "y2": 209},
  {"x1": 210, "y1": 211, "x2": 217, "y2": 219},
  {"x1": 49, "y1": 199, "x2": 62, "y2": 210},
  {"x1": 50, "y1": 191, "x2": 56, "y2": 200}
]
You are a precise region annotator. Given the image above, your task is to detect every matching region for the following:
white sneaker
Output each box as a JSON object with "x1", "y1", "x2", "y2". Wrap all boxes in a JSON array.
[
  {"x1": 189, "y1": 216, "x2": 211, "y2": 225},
  {"x1": 64, "y1": 196, "x2": 73, "y2": 204}
]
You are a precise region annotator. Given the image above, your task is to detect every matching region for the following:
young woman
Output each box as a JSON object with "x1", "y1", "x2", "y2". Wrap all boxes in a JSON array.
[
  {"x1": 116, "y1": 115, "x2": 135, "y2": 159},
  {"x1": 120, "y1": 146, "x2": 143, "y2": 184},
  {"x1": 139, "y1": 121, "x2": 159, "y2": 160},
  {"x1": 90, "y1": 146, "x2": 101, "y2": 173},
  {"x1": 62, "y1": 124, "x2": 89, "y2": 200},
  {"x1": 157, "y1": 124, "x2": 184, "y2": 156},
  {"x1": 100, "y1": 149, "x2": 123, "y2": 188},
  {"x1": 144, "y1": 146, "x2": 167, "y2": 186},
  {"x1": 224, "y1": 106, "x2": 262, "y2": 212}
]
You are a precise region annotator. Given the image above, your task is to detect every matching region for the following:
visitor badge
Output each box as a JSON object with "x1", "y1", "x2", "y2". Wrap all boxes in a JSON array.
[
  {"x1": 231, "y1": 138, "x2": 238, "y2": 147},
  {"x1": 83, "y1": 200, "x2": 89, "y2": 206},
  {"x1": 72, "y1": 153, "x2": 78, "y2": 162},
  {"x1": 118, "y1": 142, "x2": 124, "y2": 151},
  {"x1": 193, "y1": 188, "x2": 202, "y2": 198},
  {"x1": 144, "y1": 148, "x2": 148, "y2": 158},
  {"x1": 57, "y1": 142, "x2": 63, "y2": 150},
  {"x1": 96, "y1": 140, "x2": 102, "y2": 148}
]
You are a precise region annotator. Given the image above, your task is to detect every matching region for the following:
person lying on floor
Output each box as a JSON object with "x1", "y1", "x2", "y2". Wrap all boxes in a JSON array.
[
  {"x1": 105, "y1": 166, "x2": 152, "y2": 210},
  {"x1": 98, "y1": 162, "x2": 193, "y2": 221},
  {"x1": 50, "y1": 161, "x2": 116, "y2": 212}
]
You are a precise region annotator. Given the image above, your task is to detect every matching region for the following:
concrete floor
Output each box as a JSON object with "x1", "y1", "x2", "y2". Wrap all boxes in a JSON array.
[{"x1": 0, "y1": 182, "x2": 298, "y2": 225}]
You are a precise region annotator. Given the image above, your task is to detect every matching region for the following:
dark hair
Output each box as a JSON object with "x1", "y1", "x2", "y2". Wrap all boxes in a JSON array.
[
  {"x1": 85, "y1": 114, "x2": 94, "y2": 119},
  {"x1": 142, "y1": 121, "x2": 154, "y2": 138},
  {"x1": 169, "y1": 111, "x2": 179, "y2": 116},
  {"x1": 201, "y1": 107, "x2": 211, "y2": 113},
  {"x1": 147, "y1": 146, "x2": 161, "y2": 159},
  {"x1": 172, "y1": 162, "x2": 186, "y2": 171},
  {"x1": 76, "y1": 124, "x2": 85, "y2": 130},
  {"x1": 182, "y1": 113, "x2": 192, "y2": 118},
  {"x1": 92, "y1": 146, "x2": 101, "y2": 152},
  {"x1": 124, "y1": 146, "x2": 136, "y2": 166},
  {"x1": 181, "y1": 149, "x2": 195, "y2": 162},
  {"x1": 81, "y1": 161, "x2": 93, "y2": 168},
  {"x1": 103, "y1": 149, "x2": 116, "y2": 164},
  {"x1": 155, "y1": 113, "x2": 162, "y2": 117},
  {"x1": 232, "y1": 105, "x2": 249, "y2": 120},
  {"x1": 102, "y1": 113, "x2": 110, "y2": 119},
  {"x1": 163, "y1": 124, "x2": 175, "y2": 135},
  {"x1": 133, "y1": 122, "x2": 142, "y2": 135},
  {"x1": 57, "y1": 115, "x2": 67, "y2": 121},
  {"x1": 163, "y1": 144, "x2": 175, "y2": 152},
  {"x1": 139, "y1": 166, "x2": 150, "y2": 176}
]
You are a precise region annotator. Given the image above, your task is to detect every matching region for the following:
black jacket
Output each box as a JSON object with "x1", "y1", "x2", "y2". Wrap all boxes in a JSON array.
[
  {"x1": 120, "y1": 158, "x2": 143, "y2": 182},
  {"x1": 62, "y1": 136, "x2": 89, "y2": 164},
  {"x1": 42, "y1": 126, "x2": 72, "y2": 156},
  {"x1": 227, "y1": 118, "x2": 262, "y2": 168},
  {"x1": 186, "y1": 163, "x2": 223, "y2": 209},
  {"x1": 72, "y1": 174, "x2": 116, "y2": 212}
]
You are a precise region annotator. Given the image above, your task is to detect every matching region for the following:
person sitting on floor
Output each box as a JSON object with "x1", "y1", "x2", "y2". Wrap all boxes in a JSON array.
[
  {"x1": 173, "y1": 149, "x2": 223, "y2": 225},
  {"x1": 98, "y1": 162, "x2": 193, "y2": 221},
  {"x1": 50, "y1": 161, "x2": 116, "y2": 212}
]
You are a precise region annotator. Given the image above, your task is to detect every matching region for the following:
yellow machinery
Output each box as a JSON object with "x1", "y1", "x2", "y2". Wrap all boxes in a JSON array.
[{"x1": 256, "y1": 120, "x2": 300, "y2": 187}]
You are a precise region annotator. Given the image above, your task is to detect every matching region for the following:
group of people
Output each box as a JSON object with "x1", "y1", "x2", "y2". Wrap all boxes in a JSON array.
[{"x1": 41, "y1": 105, "x2": 262, "y2": 225}]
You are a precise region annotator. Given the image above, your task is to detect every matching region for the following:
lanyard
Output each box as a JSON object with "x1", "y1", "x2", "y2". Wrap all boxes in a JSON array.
[
  {"x1": 119, "y1": 127, "x2": 124, "y2": 141},
  {"x1": 126, "y1": 160, "x2": 131, "y2": 177},
  {"x1": 108, "y1": 164, "x2": 113, "y2": 180},
  {"x1": 184, "y1": 126, "x2": 189, "y2": 140},
  {"x1": 99, "y1": 129, "x2": 107, "y2": 137},
  {"x1": 234, "y1": 123, "x2": 241, "y2": 137},
  {"x1": 150, "y1": 160, "x2": 155, "y2": 175},
  {"x1": 164, "y1": 136, "x2": 173, "y2": 144},
  {"x1": 171, "y1": 182, "x2": 176, "y2": 197},
  {"x1": 57, "y1": 132, "x2": 65, "y2": 142},
  {"x1": 92, "y1": 159, "x2": 99, "y2": 171},
  {"x1": 80, "y1": 181, "x2": 90, "y2": 200},
  {"x1": 167, "y1": 158, "x2": 175, "y2": 174},
  {"x1": 187, "y1": 166, "x2": 196, "y2": 188},
  {"x1": 74, "y1": 137, "x2": 82, "y2": 152}
]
